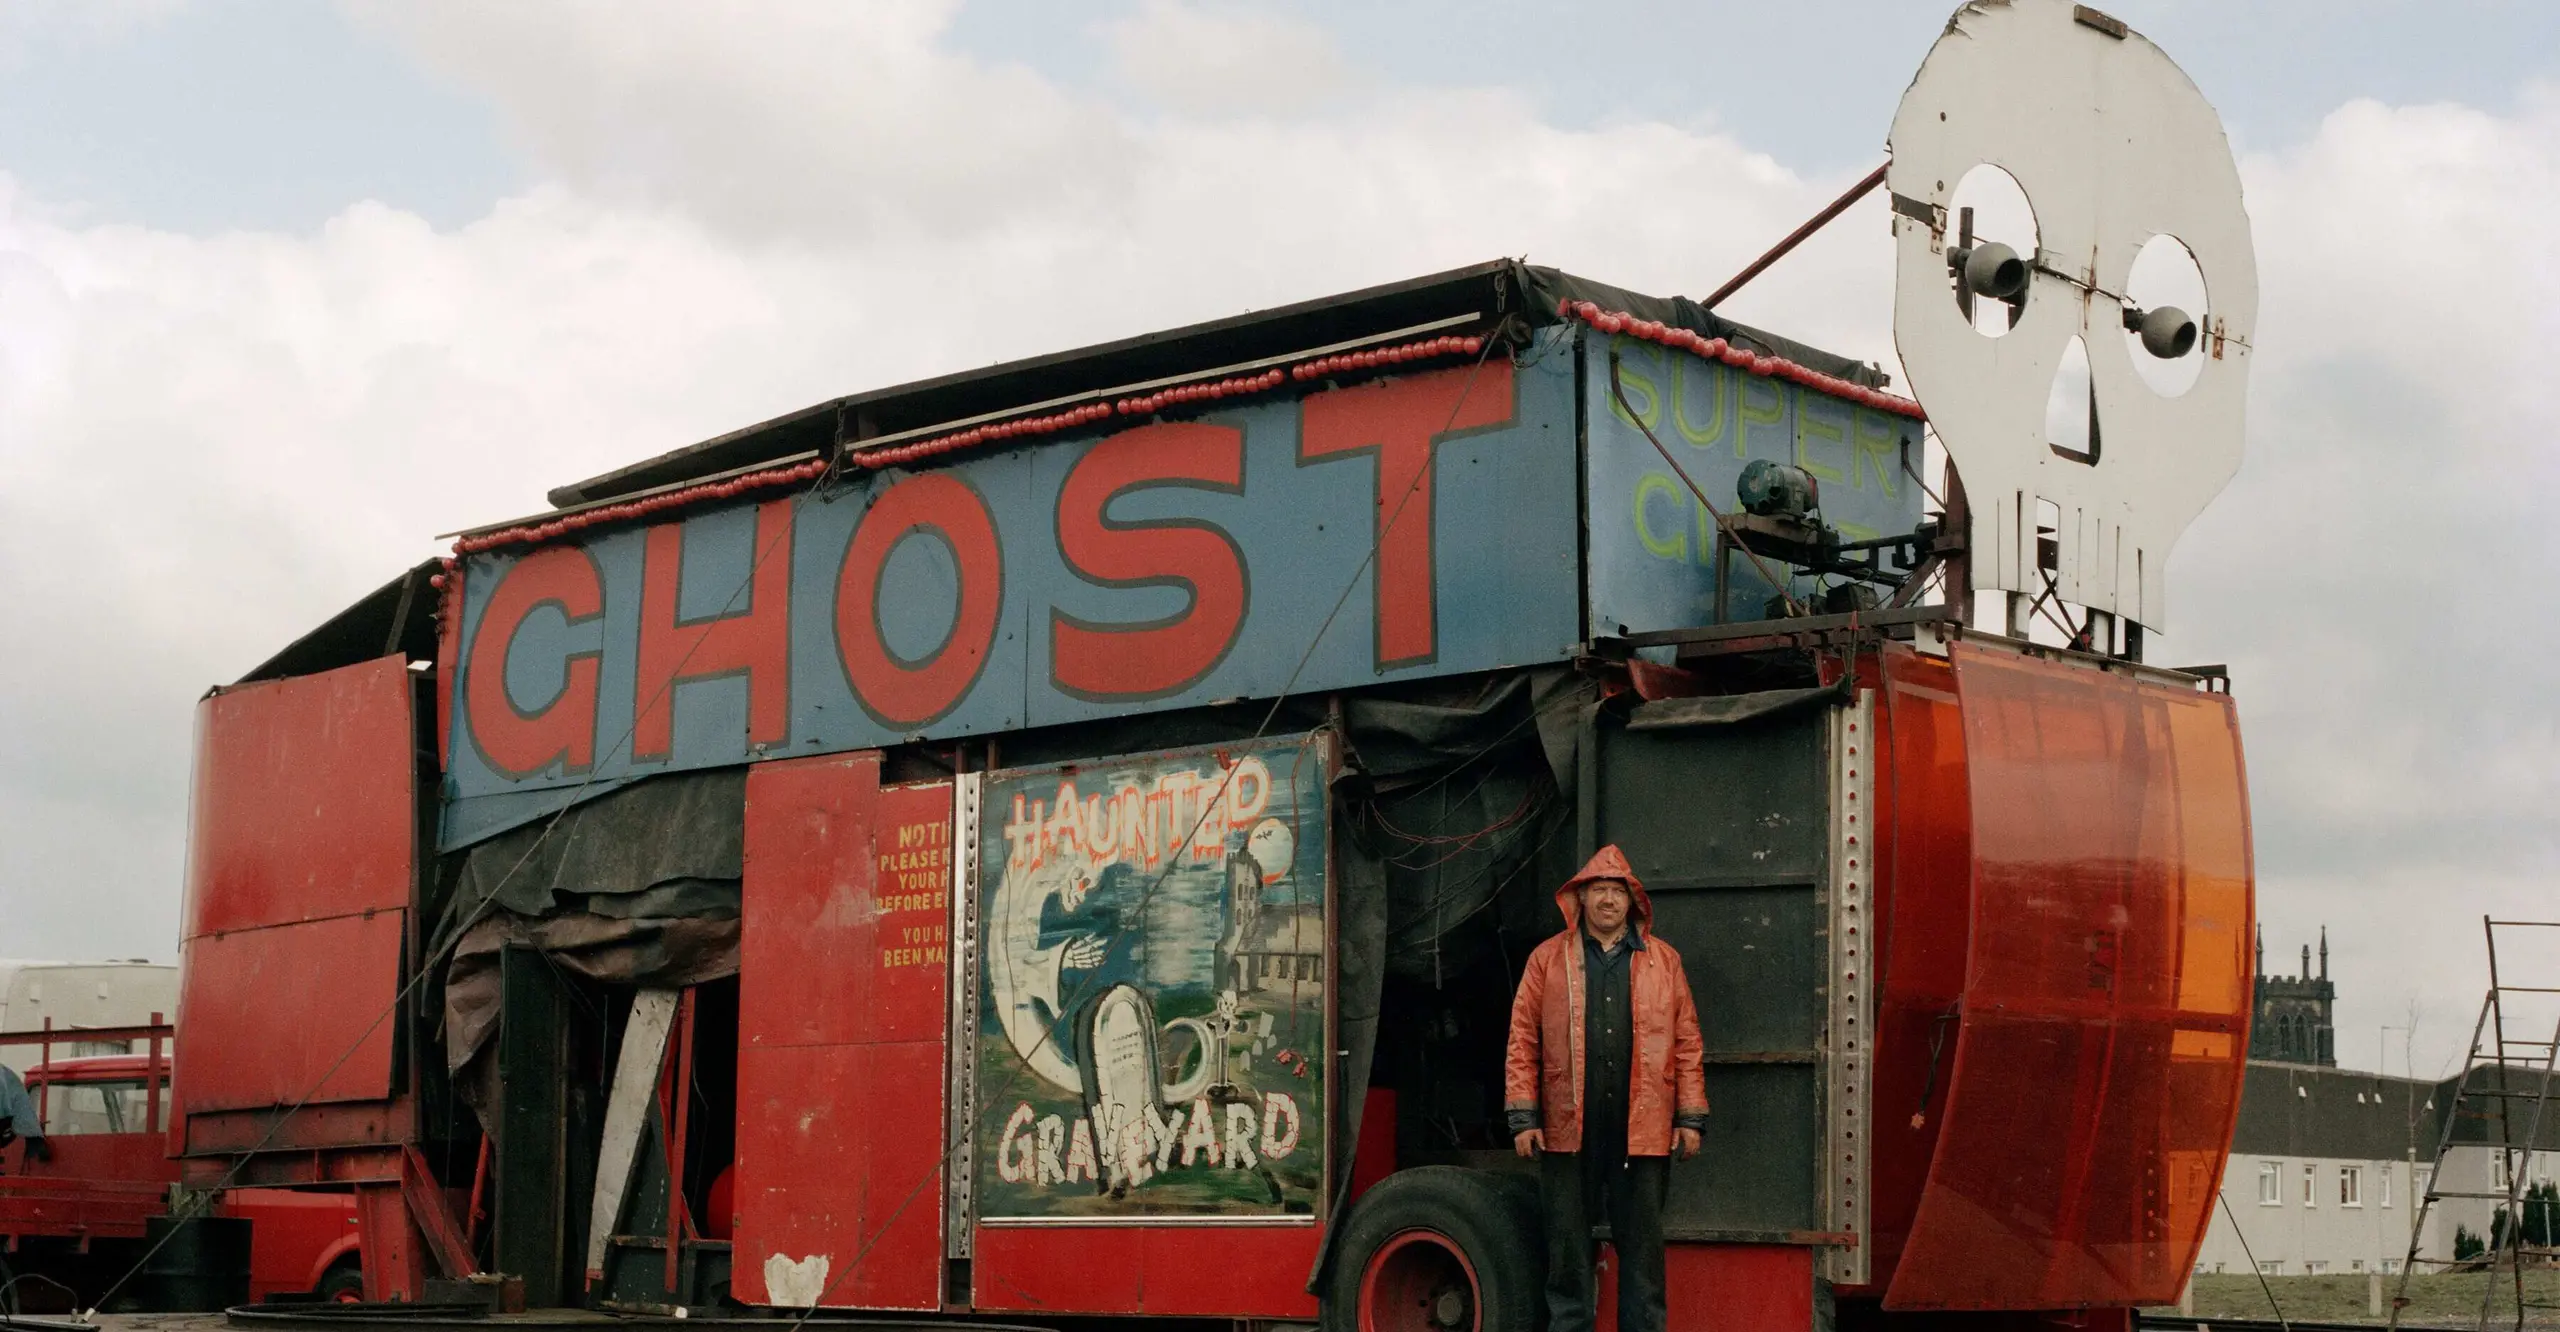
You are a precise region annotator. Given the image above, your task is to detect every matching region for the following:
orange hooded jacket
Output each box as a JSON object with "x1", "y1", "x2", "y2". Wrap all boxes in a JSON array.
[{"x1": 1502, "y1": 845, "x2": 1710, "y2": 1155}]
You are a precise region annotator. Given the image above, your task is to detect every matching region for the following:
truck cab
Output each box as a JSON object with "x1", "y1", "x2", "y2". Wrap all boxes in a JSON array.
[{"x1": 4, "y1": 1053, "x2": 366, "y2": 1308}]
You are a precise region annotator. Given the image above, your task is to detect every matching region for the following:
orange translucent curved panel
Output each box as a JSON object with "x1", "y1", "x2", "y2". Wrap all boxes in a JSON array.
[{"x1": 1884, "y1": 644, "x2": 2252, "y2": 1311}]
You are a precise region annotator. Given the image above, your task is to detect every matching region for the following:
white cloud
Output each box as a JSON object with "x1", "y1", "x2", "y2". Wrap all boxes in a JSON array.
[
  {"x1": 1105, "y1": 0, "x2": 1354, "y2": 116},
  {"x1": 350, "y1": 0, "x2": 1133, "y2": 246},
  {"x1": 2174, "y1": 91, "x2": 2560, "y2": 1072},
  {"x1": 0, "y1": 8, "x2": 2551, "y2": 1076},
  {"x1": 0, "y1": 4, "x2": 1871, "y2": 963}
]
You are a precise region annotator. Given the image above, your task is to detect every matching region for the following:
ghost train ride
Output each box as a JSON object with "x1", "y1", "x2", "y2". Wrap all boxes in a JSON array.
[{"x1": 166, "y1": 5, "x2": 2260, "y2": 1329}]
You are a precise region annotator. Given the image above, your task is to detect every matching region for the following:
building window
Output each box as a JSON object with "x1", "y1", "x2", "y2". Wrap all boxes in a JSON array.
[
  {"x1": 2383, "y1": 1259, "x2": 2403, "y2": 1275},
  {"x1": 2304, "y1": 1162, "x2": 2319, "y2": 1207},
  {"x1": 2342, "y1": 1165, "x2": 2363, "y2": 1207},
  {"x1": 2259, "y1": 1260, "x2": 2284, "y2": 1276},
  {"x1": 2381, "y1": 1163, "x2": 2393, "y2": 1207},
  {"x1": 2351, "y1": 1259, "x2": 2367, "y2": 1273},
  {"x1": 2260, "y1": 1160, "x2": 2283, "y2": 1205},
  {"x1": 2214, "y1": 1262, "x2": 2228, "y2": 1275},
  {"x1": 2305, "y1": 1261, "x2": 2330, "y2": 1275}
]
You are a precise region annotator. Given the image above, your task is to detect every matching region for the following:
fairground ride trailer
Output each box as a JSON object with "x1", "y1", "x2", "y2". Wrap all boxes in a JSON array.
[{"x1": 164, "y1": 257, "x2": 2254, "y2": 1332}]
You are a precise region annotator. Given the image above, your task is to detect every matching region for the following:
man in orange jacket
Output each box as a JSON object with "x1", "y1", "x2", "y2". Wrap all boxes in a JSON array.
[{"x1": 1505, "y1": 845, "x2": 1707, "y2": 1332}]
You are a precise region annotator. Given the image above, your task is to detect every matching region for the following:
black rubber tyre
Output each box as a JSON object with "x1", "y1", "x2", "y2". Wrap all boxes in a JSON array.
[
  {"x1": 314, "y1": 1261, "x2": 366, "y2": 1304},
  {"x1": 1322, "y1": 1166, "x2": 1542, "y2": 1332}
]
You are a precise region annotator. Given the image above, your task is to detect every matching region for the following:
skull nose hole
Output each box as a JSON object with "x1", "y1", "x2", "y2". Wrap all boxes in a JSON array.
[{"x1": 2045, "y1": 335, "x2": 2100, "y2": 465}]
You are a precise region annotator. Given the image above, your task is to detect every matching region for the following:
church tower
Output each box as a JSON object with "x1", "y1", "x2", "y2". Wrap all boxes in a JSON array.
[{"x1": 2250, "y1": 924, "x2": 2337, "y2": 1065}]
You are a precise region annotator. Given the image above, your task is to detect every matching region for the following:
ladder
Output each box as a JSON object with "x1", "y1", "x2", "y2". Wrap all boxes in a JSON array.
[{"x1": 2388, "y1": 918, "x2": 2560, "y2": 1332}]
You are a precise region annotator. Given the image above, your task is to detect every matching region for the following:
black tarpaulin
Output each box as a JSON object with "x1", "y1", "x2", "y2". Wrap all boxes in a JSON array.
[
  {"x1": 442, "y1": 908, "x2": 740, "y2": 1092},
  {"x1": 422, "y1": 667, "x2": 1604, "y2": 1286},
  {"x1": 1316, "y1": 770, "x2": 1391, "y2": 1290},
  {"x1": 1623, "y1": 677, "x2": 1852, "y2": 731},
  {"x1": 1305, "y1": 666, "x2": 1589, "y2": 1290},
  {"x1": 436, "y1": 769, "x2": 749, "y2": 1087},
  {"x1": 441, "y1": 768, "x2": 745, "y2": 925}
]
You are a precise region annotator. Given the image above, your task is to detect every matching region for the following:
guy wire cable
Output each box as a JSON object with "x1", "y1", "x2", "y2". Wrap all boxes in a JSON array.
[{"x1": 2216, "y1": 1186, "x2": 2293, "y2": 1332}]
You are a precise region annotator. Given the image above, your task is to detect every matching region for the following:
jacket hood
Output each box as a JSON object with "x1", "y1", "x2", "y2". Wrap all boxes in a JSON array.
[{"x1": 1554, "y1": 844, "x2": 1652, "y2": 933}]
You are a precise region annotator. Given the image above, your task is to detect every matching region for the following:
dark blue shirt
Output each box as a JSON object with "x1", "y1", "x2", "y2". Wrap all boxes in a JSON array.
[{"x1": 1581, "y1": 927, "x2": 1643, "y2": 1157}]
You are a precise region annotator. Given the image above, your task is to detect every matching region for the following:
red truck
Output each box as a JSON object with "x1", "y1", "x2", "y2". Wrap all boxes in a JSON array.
[{"x1": 2, "y1": 1039, "x2": 367, "y2": 1311}]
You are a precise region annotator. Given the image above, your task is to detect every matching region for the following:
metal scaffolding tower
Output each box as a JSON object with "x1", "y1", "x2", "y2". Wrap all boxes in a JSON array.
[{"x1": 2389, "y1": 918, "x2": 2560, "y2": 1332}]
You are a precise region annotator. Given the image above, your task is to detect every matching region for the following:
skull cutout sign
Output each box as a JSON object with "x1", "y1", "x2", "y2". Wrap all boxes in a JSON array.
[{"x1": 1889, "y1": 0, "x2": 2257, "y2": 632}]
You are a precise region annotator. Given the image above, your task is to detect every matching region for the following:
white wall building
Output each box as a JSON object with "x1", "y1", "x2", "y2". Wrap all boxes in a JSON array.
[
  {"x1": 2196, "y1": 1061, "x2": 2560, "y2": 1277},
  {"x1": 0, "y1": 959, "x2": 177, "y2": 1073}
]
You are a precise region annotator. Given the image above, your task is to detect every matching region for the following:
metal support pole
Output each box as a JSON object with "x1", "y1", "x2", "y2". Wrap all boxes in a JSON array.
[
  {"x1": 664, "y1": 988, "x2": 697, "y2": 1294},
  {"x1": 1703, "y1": 162, "x2": 1890, "y2": 310},
  {"x1": 145, "y1": 1010, "x2": 164, "y2": 1136}
]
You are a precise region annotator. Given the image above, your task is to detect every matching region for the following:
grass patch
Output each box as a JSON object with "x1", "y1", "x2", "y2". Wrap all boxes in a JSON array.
[{"x1": 2145, "y1": 1271, "x2": 2560, "y2": 1328}]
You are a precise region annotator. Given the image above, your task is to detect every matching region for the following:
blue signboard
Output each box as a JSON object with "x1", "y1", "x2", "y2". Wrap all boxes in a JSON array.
[
  {"x1": 442, "y1": 334, "x2": 1583, "y2": 830},
  {"x1": 1580, "y1": 333, "x2": 1925, "y2": 636}
]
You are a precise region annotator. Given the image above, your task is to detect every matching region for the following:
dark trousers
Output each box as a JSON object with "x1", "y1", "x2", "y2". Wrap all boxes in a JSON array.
[{"x1": 1539, "y1": 1145, "x2": 1670, "y2": 1332}]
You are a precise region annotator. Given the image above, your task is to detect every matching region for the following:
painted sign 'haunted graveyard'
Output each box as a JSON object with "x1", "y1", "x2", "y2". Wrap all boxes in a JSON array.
[{"x1": 974, "y1": 735, "x2": 1329, "y2": 1220}]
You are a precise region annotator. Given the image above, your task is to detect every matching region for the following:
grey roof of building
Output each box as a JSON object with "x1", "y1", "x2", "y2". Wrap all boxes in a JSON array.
[
  {"x1": 2235, "y1": 1062, "x2": 2447, "y2": 1161},
  {"x1": 2233, "y1": 1061, "x2": 2560, "y2": 1160}
]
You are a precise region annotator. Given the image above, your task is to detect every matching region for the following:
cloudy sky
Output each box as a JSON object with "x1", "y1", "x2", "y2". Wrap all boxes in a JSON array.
[{"x1": 1, "y1": 0, "x2": 2552, "y2": 1078}]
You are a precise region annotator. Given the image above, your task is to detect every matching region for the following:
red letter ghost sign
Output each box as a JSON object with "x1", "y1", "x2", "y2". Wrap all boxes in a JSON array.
[
  {"x1": 1299, "y1": 360, "x2": 1514, "y2": 670},
  {"x1": 465, "y1": 546, "x2": 605, "y2": 778}
]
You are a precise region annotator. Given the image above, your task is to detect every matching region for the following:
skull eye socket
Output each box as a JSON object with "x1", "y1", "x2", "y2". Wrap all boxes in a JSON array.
[
  {"x1": 1946, "y1": 163, "x2": 2038, "y2": 338},
  {"x1": 2122, "y1": 234, "x2": 2209, "y2": 397}
]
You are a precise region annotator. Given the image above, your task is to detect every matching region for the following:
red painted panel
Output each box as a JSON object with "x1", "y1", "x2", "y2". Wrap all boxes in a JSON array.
[
  {"x1": 734, "y1": 1042, "x2": 947, "y2": 1310},
  {"x1": 1862, "y1": 647, "x2": 1972, "y2": 1288},
  {"x1": 0, "y1": 1127, "x2": 179, "y2": 1243},
  {"x1": 225, "y1": 1188, "x2": 363, "y2": 1300},
  {"x1": 869, "y1": 783, "x2": 958, "y2": 1041},
  {"x1": 1885, "y1": 646, "x2": 2251, "y2": 1311},
  {"x1": 436, "y1": 564, "x2": 462, "y2": 770},
  {"x1": 735, "y1": 756, "x2": 951, "y2": 1311},
  {"x1": 969, "y1": 1223, "x2": 1319, "y2": 1318},
  {"x1": 177, "y1": 912, "x2": 405, "y2": 1113},
  {"x1": 1646, "y1": 1244, "x2": 1813, "y2": 1332},
  {"x1": 10, "y1": 1130, "x2": 176, "y2": 1189},
  {"x1": 740, "y1": 752, "x2": 881, "y2": 1050},
  {"x1": 1349, "y1": 1088, "x2": 1398, "y2": 1205},
  {"x1": 185, "y1": 655, "x2": 415, "y2": 937},
  {"x1": 971, "y1": 1225, "x2": 1145, "y2": 1314},
  {"x1": 0, "y1": 1173, "x2": 167, "y2": 1240},
  {"x1": 1139, "y1": 1225, "x2": 1322, "y2": 1317},
  {"x1": 355, "y1": 1179, "x2": 427, "y2": 1303},
  {"x1": 175, "y1": 657, "x2": 412, "y2": 1139},
  {"x1": 180, "y1": 1101, "x2": 411, "y2": 1157}
]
